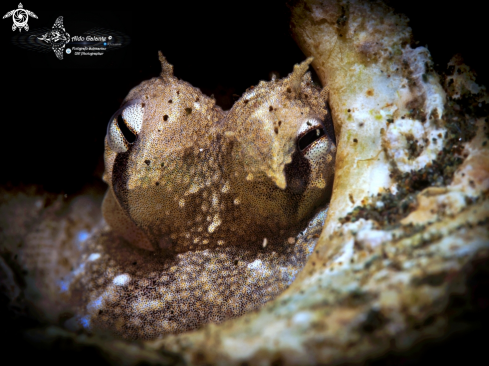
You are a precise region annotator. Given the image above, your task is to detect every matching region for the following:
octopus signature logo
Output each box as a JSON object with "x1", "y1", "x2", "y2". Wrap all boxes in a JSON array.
[
  {"x1": 38, "y1": 16, "x2": 70, "y2": 60},
  {"x1": 3, "y1": 3, "x2": 37, "y2": 31}
]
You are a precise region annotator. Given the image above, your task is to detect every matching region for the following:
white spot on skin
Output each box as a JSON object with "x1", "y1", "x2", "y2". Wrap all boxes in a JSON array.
[
  {"x1": 113, "y1": 274, "x2": 131, "y2": 286},
  {"x1": 288, "y1": 237, "x2": 295, "y2": 244},
  {"x1": 212, "y1": 172, "x2": 221, "y2": 182},
  {"x1": 246, "y1": 173, "x2": 254, "y2": 181},
  {"x1": 207, "y1": 214, "x2": 222, "y2": 233},
  {"x1": 221, "y1": 181, "x2": 230, "y2": 193},
  {"x1": 262, "y1": 238, "x2": 268, "y2": 248},
  {"x1": 247, "y1": 259, "x2": 263, "y2": 270},
  {"x1": 87, "y1": 253, "x2": 101, "y2": 261},
  {"x1": 132, "y1": 298, "x2": 163, "y2": 313},
  {"x1": 186, "y1": 182, "x2": 203, "y2": 195},
  {"x1": 234, "y1": 198, "x2": 241, "y2": 205},
  {"x1": 212, "y1": 192, "x2": 219, "y2": 207}
]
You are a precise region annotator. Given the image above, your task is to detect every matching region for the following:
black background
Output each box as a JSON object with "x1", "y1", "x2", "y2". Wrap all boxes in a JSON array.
[{"x1": 2, "y1": 1, "x2": 488, "y2": 365}]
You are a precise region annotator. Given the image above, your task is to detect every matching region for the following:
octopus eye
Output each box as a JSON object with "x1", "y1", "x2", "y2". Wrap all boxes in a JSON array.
[
  {"x1": 107, "y1": 101, "x2": 144, "y2": 153},
  {"x1": 297, "y1": 119, "x2": 327, "y2": 151}
]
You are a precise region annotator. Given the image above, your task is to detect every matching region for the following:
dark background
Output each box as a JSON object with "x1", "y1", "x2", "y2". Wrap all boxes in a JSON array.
[{"x1": 1, "y1": 1, "x2": 488, "y2": 365}]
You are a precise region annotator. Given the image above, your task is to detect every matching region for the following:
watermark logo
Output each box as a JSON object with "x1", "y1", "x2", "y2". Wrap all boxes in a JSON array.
[
  {"x1": 3, "y1": 3, "x2": 37, "y2": 32},
  {"x1": 37, "y1": 16, "x2": 70, "y2": 60},
  {"x1": 8, "y1": 13, "x2": 130, "y2": 66}
]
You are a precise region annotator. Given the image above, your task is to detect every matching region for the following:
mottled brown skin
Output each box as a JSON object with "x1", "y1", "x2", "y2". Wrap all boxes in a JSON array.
[
  {"x1": 66, "y1": 53, "x2": 336, "y2": 339},
  {"x1": 103, "y1": 53, "x2": 336, "y2": 254}
]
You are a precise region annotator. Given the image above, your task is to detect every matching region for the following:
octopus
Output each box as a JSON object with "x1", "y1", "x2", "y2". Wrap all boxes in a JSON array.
[{"x1": 58, "y1": 52, "x2": 336, "y2": 339}]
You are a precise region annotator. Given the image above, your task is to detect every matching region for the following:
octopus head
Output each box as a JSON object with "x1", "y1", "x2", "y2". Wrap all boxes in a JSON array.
[{"x1": 103, "y1": 53, "x2": 336, "y2": 254}]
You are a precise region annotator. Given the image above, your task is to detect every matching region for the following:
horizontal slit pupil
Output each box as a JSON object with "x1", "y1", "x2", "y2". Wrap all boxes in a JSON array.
[
  {"x1": 117, "y1": 114, "x2": 137, "y2": 143},
  {"x1": 298, "y1": 128, "x2": 325, "y2": 151}
]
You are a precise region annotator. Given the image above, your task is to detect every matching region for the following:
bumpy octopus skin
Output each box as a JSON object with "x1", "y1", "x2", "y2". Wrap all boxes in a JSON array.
[{"x1": 66, "y1": 53, "x2": 336, "y2": 339}]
